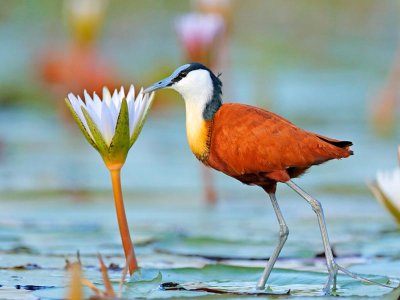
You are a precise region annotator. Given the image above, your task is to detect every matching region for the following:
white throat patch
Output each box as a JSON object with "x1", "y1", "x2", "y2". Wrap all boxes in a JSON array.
[{"x1": 171, "y1": 69, "x2": 214, "y2": 157}]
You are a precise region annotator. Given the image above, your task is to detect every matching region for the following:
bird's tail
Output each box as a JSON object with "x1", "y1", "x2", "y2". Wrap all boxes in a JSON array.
[{"x1": 316, "y1": 134, "x2": 354, "y2": 155}]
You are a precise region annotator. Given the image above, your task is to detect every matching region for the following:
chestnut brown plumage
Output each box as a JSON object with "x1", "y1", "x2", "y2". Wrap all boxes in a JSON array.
[
  {"x1": 205, "y1": 103, "x2": 353, "y2": 193},
  {"x1": 144, "y1": 63, "x2": 392, "y2": 295}
]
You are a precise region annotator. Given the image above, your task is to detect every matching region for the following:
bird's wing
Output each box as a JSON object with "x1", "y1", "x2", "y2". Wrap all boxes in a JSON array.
[{"x1": 207, "y1": 103, "x2": 351, "y2": 178}]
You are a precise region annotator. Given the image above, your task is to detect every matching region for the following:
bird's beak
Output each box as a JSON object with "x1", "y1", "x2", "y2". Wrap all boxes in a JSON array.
[{"x1": 143, "y1": 76, "x2": 173, "y2": 94}]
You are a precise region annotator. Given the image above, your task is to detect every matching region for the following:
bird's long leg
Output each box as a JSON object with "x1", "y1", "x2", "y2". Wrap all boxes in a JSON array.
[
  {"x1": 286, "y1": 180, "x2": 393, "y2": 295},
  {"x1": 286, "y1": 180, "x2": 337, "y2": 294},
  {"x1": 256, "y1": 192, "x2": 289, "y2": 290}
]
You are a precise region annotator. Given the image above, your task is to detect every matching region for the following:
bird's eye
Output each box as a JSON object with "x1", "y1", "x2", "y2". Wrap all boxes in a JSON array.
[{"x1": 171, "y1": 70, "x2": 188, "y2": 84}]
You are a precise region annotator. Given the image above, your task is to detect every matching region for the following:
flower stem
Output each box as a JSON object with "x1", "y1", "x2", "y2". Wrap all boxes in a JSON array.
[{"x1": 109, "y1": 168, "x2": 138, "y2": 275}]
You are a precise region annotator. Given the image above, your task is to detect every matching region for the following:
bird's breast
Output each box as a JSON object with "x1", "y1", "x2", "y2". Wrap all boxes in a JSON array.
[{"x1": 185, "y1": 102, "x2": 212, "y2": 160}]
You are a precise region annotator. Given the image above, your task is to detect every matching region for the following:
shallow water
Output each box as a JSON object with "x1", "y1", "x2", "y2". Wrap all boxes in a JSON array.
[{"x1": 0, "y1": 103, "x2": 399, "y2": 298}]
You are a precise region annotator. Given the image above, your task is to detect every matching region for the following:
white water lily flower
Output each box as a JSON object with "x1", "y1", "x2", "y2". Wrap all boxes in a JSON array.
[
  {"x1": 372, "y1": 168, "x2": 400, "y2": 224},
  {"x1": 370, "y1": 148, "x2": 400, "y2": 224},
  {"x1": 377, "y1": 169, "x2": 400, "y2": 210},
  {"x1": 65, "y1": 85, "x2": 153, "y2": 274},
  {"x1": 66, "y1": 85, "x2": 154, "y2": 168}
]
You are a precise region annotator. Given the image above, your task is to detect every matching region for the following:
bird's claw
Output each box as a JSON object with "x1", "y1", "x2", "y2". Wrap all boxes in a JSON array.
[
  {"x1": 322, "y1": 287, "x2": 337, "y2": 297},
  {"x1": 321, "y1": 260, "x2": 395, "y2": 295},
  {"x1": 322, "y1": 263, "x2": 338, "y2": 296}
]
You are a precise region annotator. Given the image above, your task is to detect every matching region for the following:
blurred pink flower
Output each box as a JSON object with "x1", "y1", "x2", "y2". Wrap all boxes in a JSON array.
[{"x1": 175, "y1": 13, "x2": 225, "y2": 65}]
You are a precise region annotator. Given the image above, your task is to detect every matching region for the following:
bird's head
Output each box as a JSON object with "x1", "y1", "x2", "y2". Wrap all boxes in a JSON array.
[{"x1": 144, "y1": 62, "x2": 222, "y2": 119}]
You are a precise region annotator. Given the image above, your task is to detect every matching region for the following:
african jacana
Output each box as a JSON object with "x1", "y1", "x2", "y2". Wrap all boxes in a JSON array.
[{"x1": 144, "y1": 63, "x2": 391, "y2": 294}]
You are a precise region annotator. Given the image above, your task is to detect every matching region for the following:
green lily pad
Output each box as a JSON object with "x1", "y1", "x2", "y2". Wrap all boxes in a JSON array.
[{"x1": 160, "y1": 281, "x2": 290, "y2": 296}]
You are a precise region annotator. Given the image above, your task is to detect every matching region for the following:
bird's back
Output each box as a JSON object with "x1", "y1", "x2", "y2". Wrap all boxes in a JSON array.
[{"x1": 205, "y1": 103, "x2": 352, "y2": 191}]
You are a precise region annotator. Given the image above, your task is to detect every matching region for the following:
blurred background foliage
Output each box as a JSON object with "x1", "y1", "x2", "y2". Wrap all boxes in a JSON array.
[
  {"x1": 0, "y1": 1, "x2": 398, "y2": 105},
  {"x1": 0, "y1": 0, "x2": 398, "y2": 198}
]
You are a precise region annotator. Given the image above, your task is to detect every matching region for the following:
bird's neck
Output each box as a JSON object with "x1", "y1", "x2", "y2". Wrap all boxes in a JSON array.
[{"x1": 184, "y1": 96, "x2": 221, "y2": 161}]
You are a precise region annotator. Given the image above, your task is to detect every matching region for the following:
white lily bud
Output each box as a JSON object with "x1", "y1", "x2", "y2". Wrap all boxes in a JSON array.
[
  {"x1": 66, "y1": 85, "x2": 154, "y2": 168},
  {"x1": 371, "y1": 167, "x2": 400, "y2": 224}
]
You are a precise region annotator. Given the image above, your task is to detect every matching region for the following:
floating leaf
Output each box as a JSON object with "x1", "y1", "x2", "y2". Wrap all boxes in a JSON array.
[{"x1": 160, "y1": 281, "x2": 290, "y2": 296}]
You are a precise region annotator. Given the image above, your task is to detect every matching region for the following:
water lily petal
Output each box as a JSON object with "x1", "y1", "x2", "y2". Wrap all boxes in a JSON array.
[
  {"x1": 65, "y1": 97, "x2": 97, "y2": 149},
  {"x1": 83, "y1": 98, "x2": 103, "y2": 132},
  {"x1": 100, "y1": 101, "x2": 116, "y2": 146},
  {"x1": 128, "y1": 109, "x2": 137, "y2": 137},
  {"x1": 136, "y1": 89, "x2": 148, "y2": 120},
  {"x1": 102, "y1": 87, "x2": 116, "y2": 121},
  {"x1": 81, "y1": 106, "x2": 108, "y2": 156},
  {"x1": 130, "y1": 105, "x2": 143, "y2": 136},
  {"x1": 103, "y1": 87, "x2": 113, "y2": 109},
  {"x1": 92, "y1": 92, "x2": 103, "y2": 117},
  {"x1": 111, "y1": 89, "x2": 120, "y2": 110},
  {"x1": 84, "y1": 89, "x2": 93, "y2": 103},
  {"x1": 143, "y1": 93, "x2": 154, "y2": 117},
  {"x1": 376, "y1": 168, "x2": 400, "y2": 212},
  {"x1": 84, "y1": 91, "x2": 103, "y2": 126},
  {"x1": 134, "y1": 90, "x2": 143, "y2": 113},
  {"x1": 67, "y1": 93, "x2": 82, "y2": 114},
  {"x1": 68, "y1": 94, "x2": 91, "y2": 134},
  {"x1": 130, "y1": 91, "x2": 154, "y2": 146},
  {"x1": 127, "y1": 85, "x2": 135, "y2": 105},
  {"x1": 370, "y1": 179, "x2": 400, "y2": 224},
  {"x1": 105, "y1": 89, "x2": 118, "y2": 124},
  {"x1": 119, "y1": 86, "x2": 125, "y2": 103}
]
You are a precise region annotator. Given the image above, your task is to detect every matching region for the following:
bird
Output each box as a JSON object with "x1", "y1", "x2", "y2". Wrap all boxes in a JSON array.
[{"x1": 143, "y1": 62, "x2": 392, "y2": 295}]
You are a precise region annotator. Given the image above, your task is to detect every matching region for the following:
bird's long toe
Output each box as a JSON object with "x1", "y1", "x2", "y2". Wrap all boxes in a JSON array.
[
  {"x1": 322, "y1": 279, "x2": 337, "y2": 296},
  {"x1": 322, "y1": 269, "x2": 338, "y2": 296}
]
